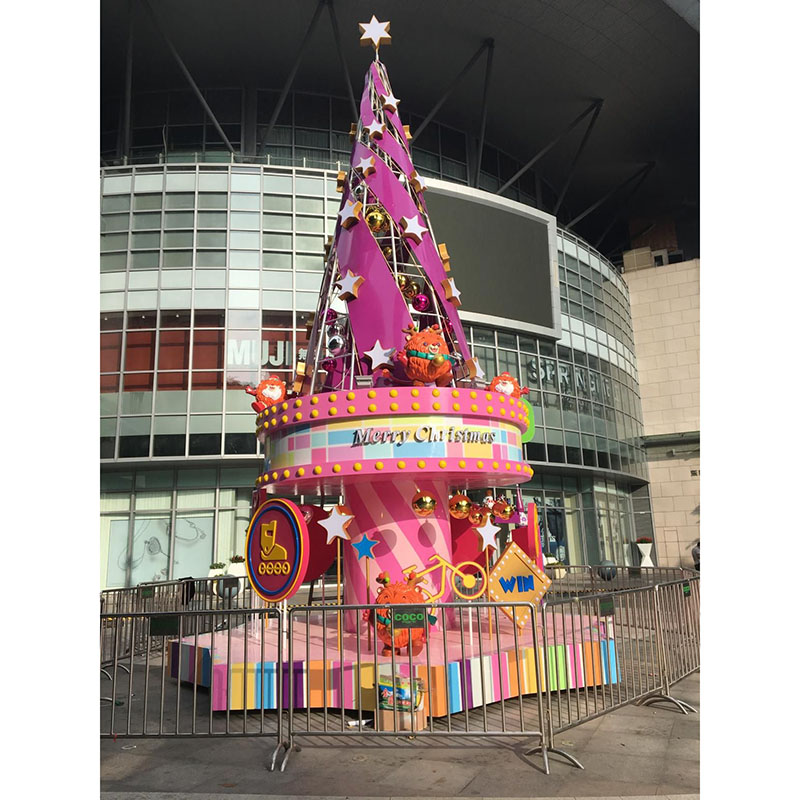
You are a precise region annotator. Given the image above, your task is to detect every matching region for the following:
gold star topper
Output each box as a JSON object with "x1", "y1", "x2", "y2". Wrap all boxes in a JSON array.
[{"x1": 359, "y1": 15, "x2": 391, "y2": 51}]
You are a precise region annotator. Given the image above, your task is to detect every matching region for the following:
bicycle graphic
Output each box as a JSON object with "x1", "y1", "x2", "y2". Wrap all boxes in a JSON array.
[{"x1": 402, "y1": 554, "x2": 487, "y2": 601}]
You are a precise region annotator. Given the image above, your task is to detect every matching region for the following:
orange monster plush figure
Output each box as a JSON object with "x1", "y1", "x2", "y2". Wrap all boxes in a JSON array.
[
  {"x1": 244, "y1": 375, "x2": 287, "y2": 413},
  {"x1": 488, "y1": 372, "x2": 529, "y2": 398},
  {"x1": 393, "y1": 324, "x2": 456, "y2": 386},
  {"x1": 363, "y1": 571, "x2": 436, "y2": 656}
]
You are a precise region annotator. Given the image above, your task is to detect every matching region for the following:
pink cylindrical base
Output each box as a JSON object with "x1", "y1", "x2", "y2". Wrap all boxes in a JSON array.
[{"x1": 343, "y1": 479, "x2": 453, "y2": 631}]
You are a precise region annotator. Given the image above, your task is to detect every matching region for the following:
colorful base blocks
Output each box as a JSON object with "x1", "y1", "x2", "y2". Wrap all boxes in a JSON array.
[{"x1": 168, "y1": 629, "x2": 617, "y2": 715}]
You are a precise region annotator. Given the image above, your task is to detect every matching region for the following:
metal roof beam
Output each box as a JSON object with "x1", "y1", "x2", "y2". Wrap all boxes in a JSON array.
[
  {"x1": 415, "y1": 39, "x2": 492, "y2": 140},
  {"x1": 141, "y1": 0, "x2": 235, "y2": 154},
  {"x1": 593, "y1": 163, "x2": 656, "y2": 248},
  {"x1": 497, "y1": 100, "x2": 602, "y2": 196},
  {"x1": 566, "y1": 161, "x2": 655, "y2": 230},
  {"x1": 326, "y1": 0, "x2": 358, "y2": 122},
  {"x1": 553, "y1": 100, "x2": 603, "y2": 216},
  {"x1": 260, "y1": 0, "x2": 327, "y2": 155},
  {"x1": 121, "y1": 0, "x2": 134, "y2": 161},
  {"x1": 472, "y1": 39, "x2": 495, "y2": 187}
]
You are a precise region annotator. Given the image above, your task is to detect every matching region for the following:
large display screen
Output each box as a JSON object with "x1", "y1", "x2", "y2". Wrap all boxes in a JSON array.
[{"x1": 424, "y1": 185, "x2": 557, "y2": 335}]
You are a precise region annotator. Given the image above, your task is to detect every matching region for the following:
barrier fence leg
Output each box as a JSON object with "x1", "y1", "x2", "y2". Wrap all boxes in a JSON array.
[
  {"x1": 524, "y1": 602, "x2": 584, "y2": 773},
  {"x1": 279, "y1": 605, "x2": 295, "y2": 772},
  {"x1": 269, "y1": 609, "x2": 287, "y2": 771},
  {"x1": 638, "y1": 585, "x2": 697, "y2": 715},
  {"x1": 270, "y1": 608, "x2": 290, "y2": 771}
]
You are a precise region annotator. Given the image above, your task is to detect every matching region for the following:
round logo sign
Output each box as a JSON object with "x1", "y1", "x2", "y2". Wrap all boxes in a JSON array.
[{"x1": 245, "y1": 498, "x2": 310, "y2": 603}]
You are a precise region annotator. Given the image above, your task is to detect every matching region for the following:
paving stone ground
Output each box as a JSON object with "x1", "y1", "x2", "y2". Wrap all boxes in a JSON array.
[{"x1": 101, "y1": 673, "x2": 698, "y2": 799}]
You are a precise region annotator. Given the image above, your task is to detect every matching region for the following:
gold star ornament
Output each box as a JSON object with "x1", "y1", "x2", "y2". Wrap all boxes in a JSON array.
[{"x1": 359, "y1": 16, "x2": 391, "y2": 50}]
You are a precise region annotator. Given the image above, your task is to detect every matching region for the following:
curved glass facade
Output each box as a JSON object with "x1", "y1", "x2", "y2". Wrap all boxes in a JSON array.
[
  {"x1": 100, "y1": 162, "x2": 654, "y2": 588},
  {"x1": 102, "y1": 88, "x2": 568, "y2": 219}
]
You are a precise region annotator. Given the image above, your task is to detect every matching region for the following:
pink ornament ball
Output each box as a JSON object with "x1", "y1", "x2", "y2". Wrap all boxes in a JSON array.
[
  {"x1": 412, "y1": 293, "x2": 430, "y2": 312},
  {"x1": 321, "y1": 358, "x2": 336, "y2": 372},
  {"x1": 325, "y1": 309, "x2": 338, "y2": 324}
]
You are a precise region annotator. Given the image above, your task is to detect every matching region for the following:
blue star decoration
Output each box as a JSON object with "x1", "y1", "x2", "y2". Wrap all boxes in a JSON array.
[{"x1": 352, "y1": 535, "x2": 378, "y2": 560}]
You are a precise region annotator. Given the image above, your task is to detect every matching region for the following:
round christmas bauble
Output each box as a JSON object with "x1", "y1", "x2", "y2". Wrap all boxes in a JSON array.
[
  {"x1": 597, "y1": 560, "x2": 617, "y2": 581},
  {"x1": 411, "y1": 491, "x2": 436, "y2": 516},
  {"x1": 468, "y1": 504, "x2": 488, "y2": 526},
  {"x1": 397, "y1": 275, "x2": 408, "y2": 289},
  {"x1": 431, "y1": 354, "x2": 445, "y2": 367},
  {"x1": 449, "y1": 494, "x2": 471, "y2": 520},
  {"x1": 325, "y1": 309, "x2": 338, "y2": 324},
  {"x1": 327, "y1": 334, "x2": 345, "y2": 355},
  {"x1": 365, "y1": 207, "x2": 388, "y2": 233},
  {"x1": 321, "y1": 358, "x2": 336, "y2": 372},
  {"x1": 492, "y1": 501, "x2": 513, "y2": 520},
  {"x1": 412, "y1": 293, "x2": 430, "y2": 312},
  {"x1": 382, "y1": 246, "x2": 394, "y2": 261}
]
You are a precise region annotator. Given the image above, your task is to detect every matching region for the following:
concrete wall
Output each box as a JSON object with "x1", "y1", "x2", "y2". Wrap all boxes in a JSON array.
[
  {"x1": 644, "y1": 448, "x2": 700, "y2": 569},
  {"x1": 625, "y1": 258, "x2": 700, "y2": 568}
]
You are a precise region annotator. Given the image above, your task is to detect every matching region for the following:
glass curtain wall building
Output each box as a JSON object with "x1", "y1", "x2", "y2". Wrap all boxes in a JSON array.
[
  {"x1": 102, "y1": 89, "x2": 568, "y2": 215},
  {"x1": 100, "y1": 151, "x2": 654, "y2": 591}
]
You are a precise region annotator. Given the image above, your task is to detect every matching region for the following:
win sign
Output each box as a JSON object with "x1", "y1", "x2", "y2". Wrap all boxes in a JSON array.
[
  {"x1": 499, "y1": 574, "x2": 539, "y2": 594},
  {"x1": 487, "y1": 542, "x2": 552, "y2": 628}
]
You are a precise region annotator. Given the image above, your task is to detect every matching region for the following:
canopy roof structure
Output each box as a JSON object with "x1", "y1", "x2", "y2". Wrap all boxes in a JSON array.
[{"x1": 100, "y1": 0, "x2": 699, "y2": 258}]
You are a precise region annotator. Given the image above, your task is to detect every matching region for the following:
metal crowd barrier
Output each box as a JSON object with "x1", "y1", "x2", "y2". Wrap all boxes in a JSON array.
[
  {"x1": 639, "y1": 577, "x2": 700, "y2": 713},
  {"x1": 543, "y1": 564, "x2": 692, "y2": 597},
  {"x1": 101, "y1": 576, "x2": 259, "y2": 616},
  {"x1": 100, "y1": 607, "x2": 285, "y2": 766},
  {"x1": 99, "y1": 573, "x2": 699, "y2": 776},
  {"x1": 278, "y1": 600, "x2": 574, "y2": 774},
  {"x1": 100, "y1": 577, "x2": 262, "y2": 666}
]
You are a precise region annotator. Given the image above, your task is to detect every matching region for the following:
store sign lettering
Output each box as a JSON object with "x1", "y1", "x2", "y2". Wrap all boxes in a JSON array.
[
  {"x1": 352, "y1": 426, "x2": 495, "y2": 447},
  {"x1": 226, "y1": 339, "x2": 295, "y2": 369}
]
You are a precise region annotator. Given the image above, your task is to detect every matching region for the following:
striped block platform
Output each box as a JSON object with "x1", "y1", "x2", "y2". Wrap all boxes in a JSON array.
[{"x1": 168, "y1": 638, "x2": 617, "y2": 714}]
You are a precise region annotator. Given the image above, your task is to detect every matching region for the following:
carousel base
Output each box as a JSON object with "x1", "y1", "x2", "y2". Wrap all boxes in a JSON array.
[{"x1": 168, "y1": 609, "x2": 617, "y2": 716}]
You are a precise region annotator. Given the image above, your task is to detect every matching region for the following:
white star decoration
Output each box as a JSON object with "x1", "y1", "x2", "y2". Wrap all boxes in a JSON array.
[
  {"x1": 380, "y1": 92, "x2": 400, "y2": 113},
  {"x1": 358, "y1": 16, "x2": 391, "y2": 50},
  {"x1": 441, "y1": 277, "x2": 462, "y2": 307},
  {"x1": 319, "y1": 505, "x2": 355, "y2": 545},
  {"x1": 355, "y1": 155, "x2": 376, "y2": 176},
  {"x1": 364, "y1": 339, "x2": 395, "y2": 368},
  {"x1": 476, "y1": 516, "x2": 502, "y2": 552},
  {"x1": 466, "y1": 357, "x2": 485, "y2": 381},
  {"x1": 336, "y1": 269, "x2": 365, "y2": 301},
  {"x1": 338, "y1": 198, "x2": 362, "y2": 229},
  {"x1": 409, "y1": 171, "x2": 426, "y2": 193},
  {"x1": 400, "y1": 215, "x2": 428, "y2": 244},
  {"x1": 365, "y1": 119, "x2": 385, "y2": 139}
]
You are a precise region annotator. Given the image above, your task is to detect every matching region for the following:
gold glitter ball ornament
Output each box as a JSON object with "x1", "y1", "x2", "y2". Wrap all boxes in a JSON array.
[
  {"x1": 365, "y1": 207, "x2": 389, "y2": 233},
  {"x1": 403, "y1": 280, "x2": 420, "y2": 299},
  {"x1": 492, "y1": 500, "x2": 513, "y2": 520},
  {"x1": 468, "y1": 504, "x2": 489, "y2": 526},
  {"x1": 449, "y1": 494, "x2": 471, "y2": 520},
  {"x1": 411, "y1": 490, "x2": 437, "y2": 516}
]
